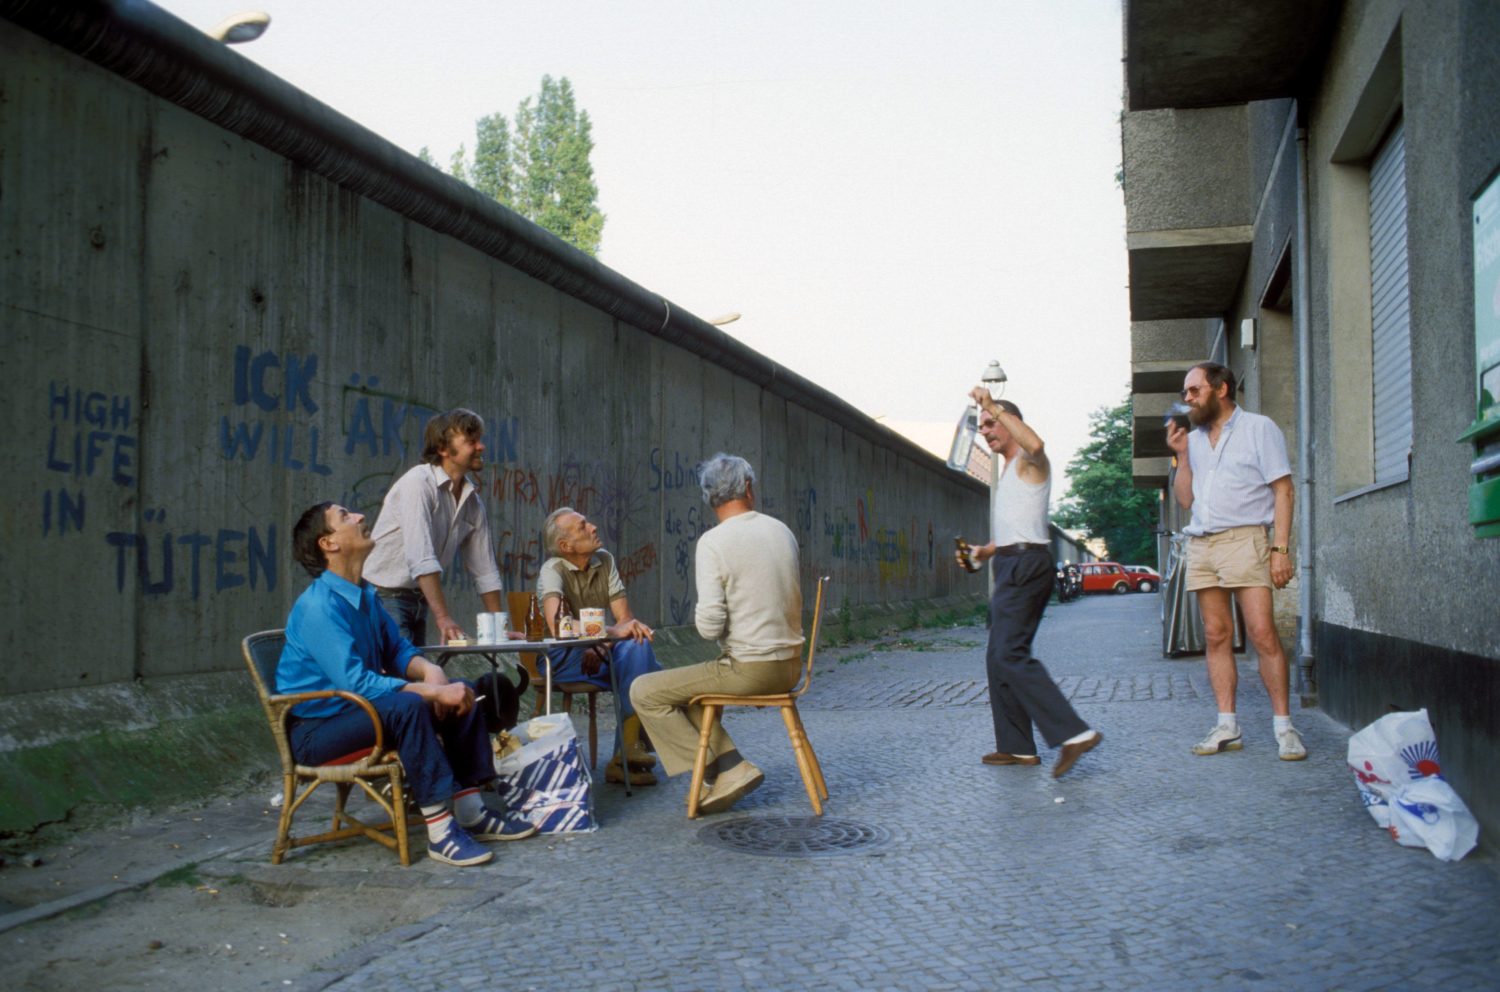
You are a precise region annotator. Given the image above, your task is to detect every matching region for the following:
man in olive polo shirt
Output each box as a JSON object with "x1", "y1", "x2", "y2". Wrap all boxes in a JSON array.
[{"x1": 536, "y1": 506, "x2": 663, "y2": 785}]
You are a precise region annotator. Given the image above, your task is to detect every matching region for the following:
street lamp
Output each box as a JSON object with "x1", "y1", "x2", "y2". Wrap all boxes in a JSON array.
[
  {"x1": 209, "y1": 11, "x2": 271, "y2": 44},
  {"x1": 981, "y1": 359, "x2": 1008, "y2": 401},
  {"x1": 708, "y1": 312, "x2": 741, "y2": 327}
]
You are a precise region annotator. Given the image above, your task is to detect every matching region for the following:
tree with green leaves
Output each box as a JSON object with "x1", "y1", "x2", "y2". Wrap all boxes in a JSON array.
[
  {"x1": 448, "y1": 143, "x2": 470, "y2": 186},
  {"x1": 512, "y1": 76, "x2": 604, "y2": 255},
  {"x1": 1053, "y1": 393, "x2": 1159, "y2": 566},
  {"x1": 425, "y1": 76, "x2": 605, "y2": 256},
  {"x1": 471, "y1": 112, "x2": 513, "y2": 204}
]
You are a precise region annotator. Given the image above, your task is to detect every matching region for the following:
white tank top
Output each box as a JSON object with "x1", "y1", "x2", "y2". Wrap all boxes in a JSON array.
[{"x1": 991, "y1": 455, "x2": 1051, "y2": 546}]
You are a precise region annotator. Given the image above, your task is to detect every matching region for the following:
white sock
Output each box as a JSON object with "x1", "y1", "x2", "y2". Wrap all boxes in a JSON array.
[
  {"x1": 1063, "y1": 729, "x2": 1097, "y2": 746},
  {"x1": 453, "y1": 787, "x2": 485, "y2": 827},
  {"x1": 1219, "y1": 713, "x2": 1239, "y2": 734},
  {"x1": 1273, "y1": 715, "x2": 1293, "y2": 734},
  {"x1": 423, "y1": 804, "x2": 455, "y2": 845}
]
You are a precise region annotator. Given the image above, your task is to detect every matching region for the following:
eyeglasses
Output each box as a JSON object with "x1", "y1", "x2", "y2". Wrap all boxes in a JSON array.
[{"x1": 1180, "y1": 385, "x2": 1206, "y2": 400}]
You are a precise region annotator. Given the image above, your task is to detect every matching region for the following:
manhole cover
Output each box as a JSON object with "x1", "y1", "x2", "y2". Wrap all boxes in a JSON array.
[{"x1": 698, "y1": 816, "x2": 893, "y2": 858}]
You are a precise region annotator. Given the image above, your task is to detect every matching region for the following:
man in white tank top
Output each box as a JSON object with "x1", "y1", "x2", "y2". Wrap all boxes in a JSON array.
[{"x1": 962, "y1": 388, "x2": 1102, "y2": 778}]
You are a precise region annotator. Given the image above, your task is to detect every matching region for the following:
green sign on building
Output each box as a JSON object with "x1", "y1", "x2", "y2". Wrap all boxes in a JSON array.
[{"x1": 1462, "y1": 172, "x2": 1500, "y2": 537}]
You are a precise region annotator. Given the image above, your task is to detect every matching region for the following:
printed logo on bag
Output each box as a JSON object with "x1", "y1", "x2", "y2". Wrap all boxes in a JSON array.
[
  {"x1": 1399, "y1": 741, "x2": 1440, "y2": 779},
  {"x1": 1395, "y1": 797, "x2": 1442, "y2": 825},
  {"x1": 1352, "y1": 761, "x2": 1393, "y2": 786}
]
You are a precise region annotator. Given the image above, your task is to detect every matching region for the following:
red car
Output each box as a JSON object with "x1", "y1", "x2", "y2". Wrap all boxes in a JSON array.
[
  {"x1": 1077, "y1": 561, "x2": 1157, "y2": 594},
  {"x1": 1124, "y1": 565, "x2": 1161, "y2": 593}
]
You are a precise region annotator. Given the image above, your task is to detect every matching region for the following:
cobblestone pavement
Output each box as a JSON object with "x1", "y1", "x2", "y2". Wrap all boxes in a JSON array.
[
  {"x1": 8, "y1": 593, "x2": 1497, "y2": 990},
  {"x1": 301, "y1": 594, "x2": 1498, "y2": 991}
]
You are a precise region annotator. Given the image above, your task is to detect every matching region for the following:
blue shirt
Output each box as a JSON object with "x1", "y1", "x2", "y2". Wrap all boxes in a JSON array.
[
  {"x1": 1183, "y1": 406, "x2": 1292, "y2": 536},
  {"x1": 277, "y1": 571, "x2": 423, "y2": 719}
]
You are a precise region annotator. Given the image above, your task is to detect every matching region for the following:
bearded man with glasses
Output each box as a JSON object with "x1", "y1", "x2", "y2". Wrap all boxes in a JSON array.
[{"x1": 1165, "y1": 362, "x2": 1305, "y2": 762}]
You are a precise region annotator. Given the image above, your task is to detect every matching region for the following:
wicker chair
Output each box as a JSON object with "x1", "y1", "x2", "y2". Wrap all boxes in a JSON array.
[
  {"x1": 242, "y1": 629, "x2": 414, "y2": 866},
  {"x1": 686, "y1": 575, "x2": 831, "y2": 818}
]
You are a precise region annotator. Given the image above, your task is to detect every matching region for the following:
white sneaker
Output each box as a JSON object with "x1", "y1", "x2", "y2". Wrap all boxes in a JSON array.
[
  {"x1": 1192, "y1": 724, "x2": 1243, "y2": 755},
  {"x1": 1277, "y1": 727, "x2": 1308, "y2": 761}
]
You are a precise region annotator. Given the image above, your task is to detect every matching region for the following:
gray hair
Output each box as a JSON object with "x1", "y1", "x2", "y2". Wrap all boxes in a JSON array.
[
  {"x1": 543, "y1": 506, "x2": 577, "y2": 557},
  {"x1": 698, "y1": 453, "x2": 755, "y2": 508}
]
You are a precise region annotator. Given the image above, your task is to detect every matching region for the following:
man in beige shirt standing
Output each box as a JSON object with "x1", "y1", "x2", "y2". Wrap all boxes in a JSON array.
[{"x1": 630, "y1": 453, "x2": 804, "y2": 814}]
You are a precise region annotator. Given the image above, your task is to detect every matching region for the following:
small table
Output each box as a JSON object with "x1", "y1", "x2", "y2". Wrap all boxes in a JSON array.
[{"x1": 419, "y1": 636, "x2": 637, "y2": 796}]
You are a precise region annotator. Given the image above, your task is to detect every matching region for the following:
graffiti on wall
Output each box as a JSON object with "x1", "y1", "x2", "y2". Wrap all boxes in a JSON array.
[
  {"x1": 42, "y1": 382, "x2": 137, "y2": 537},
  {"x1": 793, "y1": 483, "x2": 936, "y2": 584},
  {"x1": 219, "y1": 347, "x2": 333, "y2": 474},
  {"x1": 650, "y1": 448, "x2": 703, "y2": 626},
  {"x1": 36, "y1": 356, "x2": 955, "y2": 615}
]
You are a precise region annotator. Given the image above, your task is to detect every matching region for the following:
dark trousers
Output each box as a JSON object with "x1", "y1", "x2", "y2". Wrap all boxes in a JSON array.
[
  {"x1": 986, "y1": 549, "x2": 1088, "y2": 753},
  {"x1": 377, "y1": 588, "x2": 428, "y2": 646},
  {"x1": 289, "y1": 682, "x2": 491, "y2": 807}
]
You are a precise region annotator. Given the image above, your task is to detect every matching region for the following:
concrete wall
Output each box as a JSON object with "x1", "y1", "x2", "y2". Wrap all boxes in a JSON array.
[
  {"x1": 1121, "y1": 105, "x2": 1254, "y2": 232},
  {"x1": 1302, "y1": 1, "x2": 1500, "y2": 659},
  {"x1": 0, "y1": 11, "x2": 985, "y2": 764}
]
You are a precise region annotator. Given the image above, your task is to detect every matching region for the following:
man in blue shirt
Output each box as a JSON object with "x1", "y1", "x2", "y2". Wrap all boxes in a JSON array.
[{"x1": 278, "y1": 501, "x2": 536, "y2": 867}]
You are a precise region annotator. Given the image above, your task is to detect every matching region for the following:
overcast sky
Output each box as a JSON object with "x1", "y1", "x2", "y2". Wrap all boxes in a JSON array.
[{"x1": 155, "y1": 0, "x2": 1131, "y2": 492}]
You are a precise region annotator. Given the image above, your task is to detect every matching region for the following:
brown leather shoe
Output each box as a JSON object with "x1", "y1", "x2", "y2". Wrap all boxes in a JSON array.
[
  {"x1": 982, "y1": 752, "x2": 1041, "y2": 766},
  {"x1": 1052, "y1": 730, "x2": 1102, "y2": 778},
  {"x1": 605, "y1": 758, "x2": 656, "y2": 786}
]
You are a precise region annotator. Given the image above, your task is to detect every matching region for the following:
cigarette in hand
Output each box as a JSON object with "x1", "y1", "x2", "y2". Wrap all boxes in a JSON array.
[{"x1": 474, "y1": 695, "x2": 487, "y2": 703}]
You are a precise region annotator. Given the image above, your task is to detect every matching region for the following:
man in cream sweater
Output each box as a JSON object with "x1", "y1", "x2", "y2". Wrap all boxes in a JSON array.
[{"x1": 630, "y1": 453, "x2": 804, "y2": 814}]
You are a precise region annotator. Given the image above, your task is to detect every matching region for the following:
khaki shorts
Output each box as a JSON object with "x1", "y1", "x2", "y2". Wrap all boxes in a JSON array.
[{"x1": 1184, "y1": 525, "x2": 1271, "y2": 591}]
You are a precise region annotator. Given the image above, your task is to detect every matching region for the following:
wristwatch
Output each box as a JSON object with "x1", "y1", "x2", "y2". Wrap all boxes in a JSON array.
[{"x1": 1269, "y1": 545, "x2": 1290, "y2": 555}]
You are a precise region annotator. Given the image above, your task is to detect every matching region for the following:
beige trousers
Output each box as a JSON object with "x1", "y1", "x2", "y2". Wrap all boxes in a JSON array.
[{"x1": 629, "y1": 654, "x2": 802, "y2": 777}]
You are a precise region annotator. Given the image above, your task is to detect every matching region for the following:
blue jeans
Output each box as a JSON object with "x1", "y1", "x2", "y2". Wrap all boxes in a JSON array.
[
  {"x1": 288, "y1": 680, "x2": 491, "y2": 806},
  {"x1": 544, "y1": 638, "x2": 662, "y2": 717},
  {"x1": 376, "y1": 588, "x2": 428, "y2": 646},
  {"x1": 544, "y1": 639, "x2": 662, "y2": 749}
]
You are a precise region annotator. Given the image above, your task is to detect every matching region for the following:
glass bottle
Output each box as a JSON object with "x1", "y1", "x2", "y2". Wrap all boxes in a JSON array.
[
  {"x1": 556, "y1": 598, "x2": 578, "y2": 640},
  {"x1": 954, "y1": 535, "x2": 981, "y2": 573},
  {"x1": 524, "y1": 592, "x2": 546, "y2": 642}
]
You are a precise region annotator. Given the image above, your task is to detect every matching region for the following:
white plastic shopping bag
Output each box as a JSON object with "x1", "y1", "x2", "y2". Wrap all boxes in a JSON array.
[
  {"x1": 1346, "y1": 708, "x2": 1442, "y2": 828},
  {"x1": 491, "y1": 712, "x2": 595, "y2": 833},
  {"x1": 1346, "y1": 708, "x2": 1479, "y2": 860},
  {"x1": 1387, "y1": 777, "x2": 1480, "y2": 862}
]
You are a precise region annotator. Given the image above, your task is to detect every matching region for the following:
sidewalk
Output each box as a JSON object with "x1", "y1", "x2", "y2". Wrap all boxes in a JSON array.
[{"x1": 5, "y1": 593, "x2": 1497, "y2": 991}]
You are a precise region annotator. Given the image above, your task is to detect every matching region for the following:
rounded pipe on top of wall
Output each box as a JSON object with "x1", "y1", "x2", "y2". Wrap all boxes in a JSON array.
[{"x1": 1, "y1": 0, "x2": 976, "y2": 489}]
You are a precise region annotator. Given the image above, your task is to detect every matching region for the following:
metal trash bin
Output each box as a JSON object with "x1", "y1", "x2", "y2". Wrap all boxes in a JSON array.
[{"x1": 1162, "y1": 533, "x2": 1245, "y2": 657}]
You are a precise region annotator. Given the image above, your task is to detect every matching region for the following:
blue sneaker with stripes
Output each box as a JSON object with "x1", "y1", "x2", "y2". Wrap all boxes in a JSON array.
[
  {"x1": 427, "y1": 827, "x2": 493, "y2": 867},
  {"x1": 466, "y1": 807, "x2": 539, "y2": 842}
]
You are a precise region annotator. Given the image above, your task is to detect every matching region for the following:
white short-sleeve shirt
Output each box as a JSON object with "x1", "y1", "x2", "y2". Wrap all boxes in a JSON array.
[{"x1": 1183, "y1": 407, "x2": 1291, "y2": 536}]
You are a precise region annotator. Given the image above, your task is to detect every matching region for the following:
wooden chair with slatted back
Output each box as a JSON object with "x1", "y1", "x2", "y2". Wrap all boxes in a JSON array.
[
  {"x1": 685, "y1": 575, "x2": 831, "y2": 818},
  {"x1": 242, "y1": 629, "x2": 413, "y2": 865},
  {"x1": 507, "y1": 590, "x2": 603, "y2": 768}
]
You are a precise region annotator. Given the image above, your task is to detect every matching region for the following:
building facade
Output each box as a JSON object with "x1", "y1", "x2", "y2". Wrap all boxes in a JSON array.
[{"x1": 1121, "y1": 0, "x2": 1500, "y2": 835}]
